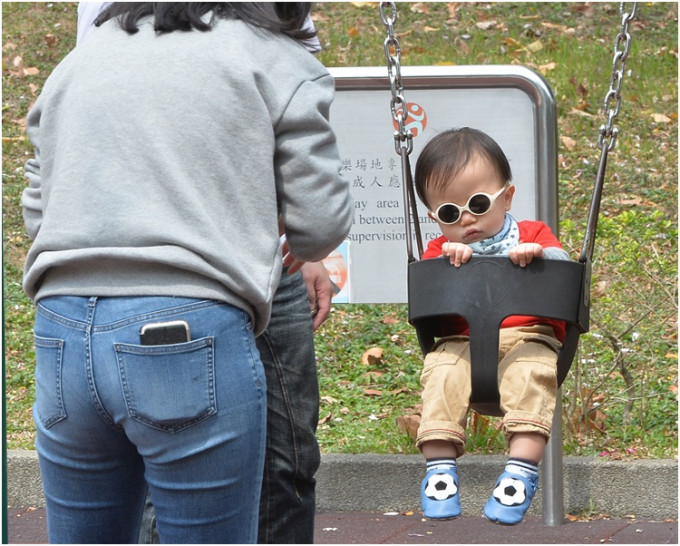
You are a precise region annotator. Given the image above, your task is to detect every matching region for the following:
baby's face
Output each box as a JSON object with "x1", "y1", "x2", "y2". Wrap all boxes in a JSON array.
[{"x1": 426, "y1": 154, "x2": 514, "y2": 244}]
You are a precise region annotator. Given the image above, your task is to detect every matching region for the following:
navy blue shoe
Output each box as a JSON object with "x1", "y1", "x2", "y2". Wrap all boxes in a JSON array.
[
  {"x1": 483, "y1": 470, "x2": 538, "y2": 525},
  {"x1": 421, "y1": 466, "x2": 461, "y2": 520}
]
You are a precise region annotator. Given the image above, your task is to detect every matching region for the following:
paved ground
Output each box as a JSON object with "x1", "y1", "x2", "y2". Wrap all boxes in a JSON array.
[{"x1": 7, "y1": 507, "x2": 677, "y2": 544}]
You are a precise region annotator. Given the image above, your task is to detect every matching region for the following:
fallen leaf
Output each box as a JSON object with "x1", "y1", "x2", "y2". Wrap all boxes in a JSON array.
[
  {"x1": 321, "y1": 395, "x2": 339, "y2": 405},
  {"x1": 455, "y1": 37, "x2": 470, "y2": 55},
  {"x1": 361, "y1": 346, "x2": 384, "y2": 365},
  {"x1": 363, "y1": 389, "x2": 382, "y2": 397},
  {"x1": 560, "y1": 135, "x2": 577, "y2": 151},
  {"x1": 538, "y1": 62, "x2": 557, "y2": 74},
  {"x1": 45, "y1": 33, "x2": 57, "y2": 47},
  {"x1": 526, "y1": 39, "x2": 543, "y2": 53},
  {"x1": 396, "y1": 414, "x2": 420, "y2": 439},
  {"x1": 591, "y1": 280, "x2": 608, "y2": 298},
  {"x1": 504, "y1": 37, "x2": 523, "y2": 47},
  {"x1": 541, "y1": 22, "x2": 569, "y2": 32},
  {"x1": 410, "y1": 3, "x2": 430, "y2": 14},
  {"x1": 569, "y1": 108, "x2": 596, "y2": 119},
  {"x1": 23, "y1": 67, "x2": 39, "y2": 76},
  {"x1": 347, "y1": 26, "x2": 360, "y2": 38},
  {"x1": 390, "y1": 334, "x2": 403, "y2": 345},
  {"x1": 382, "y1": 315, "x2": 398, "y2": 325},
  {"x1": 476, "y1": 20, "x2": 497, "y2": 30},
  {"x1": 651, "y1": 113, "x2": 671, "y2": 123},
  {"x1": 618, "y1": 196, "x2": 642, "y2": 206}
]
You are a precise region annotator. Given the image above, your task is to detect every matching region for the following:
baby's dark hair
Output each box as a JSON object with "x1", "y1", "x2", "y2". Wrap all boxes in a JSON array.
[{"x1": 414, "y1": 127, "x2": 512, "y2": 209}]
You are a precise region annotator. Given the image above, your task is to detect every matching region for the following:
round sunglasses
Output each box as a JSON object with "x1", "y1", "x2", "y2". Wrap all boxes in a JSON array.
[{"x1": 431, "y1": 184, "x2": 509, "y2": 225}]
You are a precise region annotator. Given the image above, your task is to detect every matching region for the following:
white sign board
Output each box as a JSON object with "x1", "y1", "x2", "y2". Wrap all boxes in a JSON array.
[{"x1": 325, "y1": 66, "x2": 557, "y2": 303}]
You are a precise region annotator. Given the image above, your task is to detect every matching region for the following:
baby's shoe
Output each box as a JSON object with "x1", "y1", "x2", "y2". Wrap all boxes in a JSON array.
[
  {"x1": 483, "y1": 468, "x2": 538, "y2": 525},
  {"x1": 421, "y1": 464, "x2": 461, "y2": 520}
]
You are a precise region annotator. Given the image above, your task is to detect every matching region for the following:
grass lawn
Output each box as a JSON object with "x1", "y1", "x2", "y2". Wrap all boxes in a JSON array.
[{"x1": 3, "y1": 2, "x2": 677, "y2": 460}]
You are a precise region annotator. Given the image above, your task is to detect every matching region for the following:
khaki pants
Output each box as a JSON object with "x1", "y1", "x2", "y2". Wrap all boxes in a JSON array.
[{"x1": 416, "y1": 325, "x2": 561, "y2": 456}]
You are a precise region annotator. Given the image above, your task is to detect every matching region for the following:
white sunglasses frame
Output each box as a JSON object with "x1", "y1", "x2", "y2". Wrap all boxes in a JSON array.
[{"x1": 431, "y1": 184, "x2": 509, "y2": 225}]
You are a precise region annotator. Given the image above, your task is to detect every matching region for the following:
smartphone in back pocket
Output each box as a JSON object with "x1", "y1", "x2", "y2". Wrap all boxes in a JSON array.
[{"x1": 139, "y1": 320, "x2": 191, "y2": 345}]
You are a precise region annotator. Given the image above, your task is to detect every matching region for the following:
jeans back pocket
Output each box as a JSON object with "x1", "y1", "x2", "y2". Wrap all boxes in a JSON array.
[
  {"x1": 114, "y1": 337, "x2": 216, "y2": 433},
  {"x1": 34, "y1": 335, "x2": 67, "y2": 429}
]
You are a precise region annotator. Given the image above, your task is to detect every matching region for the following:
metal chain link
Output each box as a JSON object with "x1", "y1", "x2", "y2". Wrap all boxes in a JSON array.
[
  {"x1": 379, "y1": 1, "x2": 413, "y2": 155},
  {"x1": 598, "y1": 2, "x2": 637, "y2": 150}
]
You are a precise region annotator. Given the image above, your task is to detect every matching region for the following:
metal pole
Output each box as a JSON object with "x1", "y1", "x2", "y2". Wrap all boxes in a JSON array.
[{"x1": 542, "y1": 393, "x2": 564, "y2": 525}]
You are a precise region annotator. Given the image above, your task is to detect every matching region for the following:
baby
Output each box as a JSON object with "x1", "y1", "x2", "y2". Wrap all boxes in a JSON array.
[{"x1": 413, "y1": 127, "x2": 570, "y2": 525}]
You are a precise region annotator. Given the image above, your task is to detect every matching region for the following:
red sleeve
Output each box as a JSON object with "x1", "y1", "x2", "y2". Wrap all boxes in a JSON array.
[
  {"x1": 518, "y1": 220, "x2": 564, "y2": 250},
  {"x1": 422, "y1": 235, "x2": 447, "y2": 259}
]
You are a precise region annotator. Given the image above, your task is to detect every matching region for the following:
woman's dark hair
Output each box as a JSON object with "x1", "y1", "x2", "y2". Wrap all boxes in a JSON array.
[
  {"x1": 95, "y1": 2, "x2": 315, "y2": 40},
  {"x1": 414, "y1": 127, "x2": 512, "y2": 209}
]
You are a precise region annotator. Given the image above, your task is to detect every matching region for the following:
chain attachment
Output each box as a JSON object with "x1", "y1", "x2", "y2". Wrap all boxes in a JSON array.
[
  {"x1": 380, "y1": 1, "x2": 413, "y2": 155},
  {"x1": 581, "y1": 2, "x2": 637, "y2": 265},
  {"x1": 598, "y1": 2, "x2": 637, "y2": 151}
]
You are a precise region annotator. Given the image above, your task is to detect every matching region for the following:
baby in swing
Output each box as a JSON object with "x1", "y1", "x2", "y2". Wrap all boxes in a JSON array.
[{"x1": 413, "y1": 127, "x2": 570, "y2": 525}]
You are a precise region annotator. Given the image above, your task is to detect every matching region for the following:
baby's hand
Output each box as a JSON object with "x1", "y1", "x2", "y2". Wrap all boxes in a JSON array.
[
  {"x1": 442, "y1": 241, "x2": 473, "y2": 267},
  {"x1": 509, "y1": 243, "x2": 544, "y2": 267}
]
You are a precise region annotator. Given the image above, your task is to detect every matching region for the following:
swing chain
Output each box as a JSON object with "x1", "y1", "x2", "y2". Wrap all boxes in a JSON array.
[
  {"x1": 379, "y1": 1, "x2": 413, "y2": 155},
  {"x1": 598, "y1": 2, "x2": 637, "y2": 151}
]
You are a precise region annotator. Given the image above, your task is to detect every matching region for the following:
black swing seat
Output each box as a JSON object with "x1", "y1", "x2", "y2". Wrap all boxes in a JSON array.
[{"x1": 408, "y1": 255, "x2": 591, "y2": 417}]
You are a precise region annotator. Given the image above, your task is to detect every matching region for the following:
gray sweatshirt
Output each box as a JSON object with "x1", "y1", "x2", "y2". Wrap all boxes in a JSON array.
[{"x1": 22, "y1": 16, "x2": 353, "y2": 335}]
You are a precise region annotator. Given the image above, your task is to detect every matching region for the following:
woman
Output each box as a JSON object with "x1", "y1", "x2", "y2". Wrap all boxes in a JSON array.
[{"x1": 21, "y1": 3, "x2": 353, "y2": 543}]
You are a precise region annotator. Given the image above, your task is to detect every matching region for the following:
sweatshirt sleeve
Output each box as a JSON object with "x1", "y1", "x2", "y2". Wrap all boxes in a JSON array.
[
  {"x1": 22, "y1": 152, "x2": 43, "y2": 240},
  {"x1": 274, "y1": 73, "x2": 353, "y2": 263},
  {"x1": 520, "y1": 220, "x2": 571, "y2": 261},
  {"x1": 21, "y1": 97, "x2": 45, "y2": 240}
]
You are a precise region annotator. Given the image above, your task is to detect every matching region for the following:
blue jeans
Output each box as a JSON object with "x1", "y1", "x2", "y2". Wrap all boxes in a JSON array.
[
  {"x1": 139, "y1": 271, "x2": 320, "y2": 544},
  {"x1": 33, "y1": 296, "x2": 266, "y2": 544}
]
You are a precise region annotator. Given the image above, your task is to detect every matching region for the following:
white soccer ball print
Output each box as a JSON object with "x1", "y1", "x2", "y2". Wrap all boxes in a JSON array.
[
  {"x1": 492, "y1": 477, "x2": 527, "y2": 506},
  {"x1": 424, "y1": 473, "x2": 458, "y2": 501}
]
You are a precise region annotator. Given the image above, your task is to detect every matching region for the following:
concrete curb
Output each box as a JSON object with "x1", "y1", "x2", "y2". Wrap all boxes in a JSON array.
[{"x1": 7, "y1": 450, "x2": 678, "y2": 519}]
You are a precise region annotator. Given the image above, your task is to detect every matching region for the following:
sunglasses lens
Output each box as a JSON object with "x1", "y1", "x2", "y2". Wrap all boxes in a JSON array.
[
  {"x1": 437, "y1": 204, "x2": 460, "y2": 224},
  {"x1": 468, "y1": 193, "x2": 492, "y2": 214}
]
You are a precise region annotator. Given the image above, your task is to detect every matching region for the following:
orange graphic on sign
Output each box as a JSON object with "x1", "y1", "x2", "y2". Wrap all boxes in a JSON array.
[
  {"x1": 392, "y1": 102, "x2": 427, "y2": 137},
  {"x1": 323, "y1": 249, "x2": 348, "y2": 293}
]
